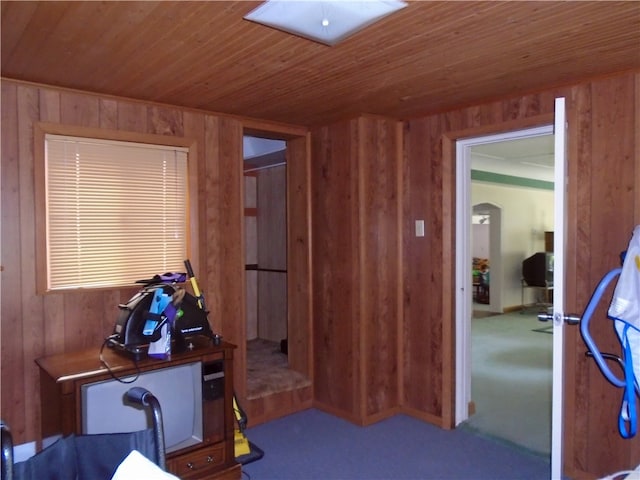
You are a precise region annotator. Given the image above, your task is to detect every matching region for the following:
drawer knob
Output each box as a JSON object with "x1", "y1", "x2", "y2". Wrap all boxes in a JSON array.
[
  {"x1": 207, "y1": 455, "x2": 214, "y2": 463},
  {"x1": 187, "y1": 462, "x2": 195, "y2": 470}
]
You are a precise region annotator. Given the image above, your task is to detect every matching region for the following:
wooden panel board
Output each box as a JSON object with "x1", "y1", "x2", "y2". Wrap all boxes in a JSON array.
[
  {"x1": 311, "y1": 116, "x2": 401, "y2": 423},
  {"x1": 257, "y1": 166, "x2": 287, "y2": 270},
  {"x1": 245, "y1": 385, "x2": 313, "y2": 427},
  {"x1": 257, "y1": 271, "x2": 287, "y2": 342},
  {"x1": 357, "y1": 116, "x2": 401, "y2": 418},
  {"x1": 311, "y1": 120, "x2": 360, "y2": 416},
  {"x1": 1, "y1": 81, "x2": 26, "y2": 440},
  {"x1": 286, "y1": 134, "x2": 312, "y2": 378}
]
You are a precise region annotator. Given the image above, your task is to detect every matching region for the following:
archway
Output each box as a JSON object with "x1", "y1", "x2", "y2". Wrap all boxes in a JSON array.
[{"x1": 471, "y1": 202, "x2": 502, "y2": 313}]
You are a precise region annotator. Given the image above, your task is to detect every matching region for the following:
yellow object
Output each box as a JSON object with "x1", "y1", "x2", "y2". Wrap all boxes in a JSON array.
[
  {"x1": 188, "y1": 277, "x2": 204, "y2": 309},
  {"x1": 234, "y1": 430, "x2": 250, "y2": 457},
  {"x1": 232, "y1": 395, "x2": 250, "y2": 457}
]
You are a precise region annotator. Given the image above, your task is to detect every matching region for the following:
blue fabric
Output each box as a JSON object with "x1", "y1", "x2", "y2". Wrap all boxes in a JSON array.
[{"x1": 13, "y1": 436, "x2": 76, "y2": 480}]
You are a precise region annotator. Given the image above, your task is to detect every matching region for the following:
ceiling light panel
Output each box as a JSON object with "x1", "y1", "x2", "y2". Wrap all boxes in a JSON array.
[{"x1": 244, "y1": 0, "x2": 408, "y2": 46}]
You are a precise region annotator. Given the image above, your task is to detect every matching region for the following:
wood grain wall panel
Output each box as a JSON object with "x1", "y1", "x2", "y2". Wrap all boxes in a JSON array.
[
  {"x1": 257, "y1": 272, "x2": 287, "y2": 342},
  {"x1": 117, "y1": 101, "x2": 148, "y2": 133},
  {"x1": 206, "y1": 116, "x2": 246, "y2": 397},
  {"x1": 59, "y1": 90, "x2": 100, "y2": 127},
  {"x1": 17, "y1": 84, "x2": 45, "y2": 442},
  {"x1": 564, "y1": 82, "x2": 593, "y2": 475},
  {"x1": 202, "y1": 115, "x2": 222, "y2": 322},
  {"x1": 181, "y1": 108, "x2": 206, "y2": 277},
  {"x1": 38, "y1": 89, "x2": 61, "y2": 124},
  {"x1": 255, "y1": 166, "x2": 287, "y2": 340},
  {"x1": 98, "y1": 98, "x2": 118, "y2": 129},
  {"x1": 246, "y1": 385, "x2": 313, "y2": 427},
  {"x1": 36, "y1": 88, "x2": 67, "y2": 360},
  {"x1": 359, "y1": 116, "x2": 401, "y2": 418},
  {"x1": 404, "y1": 72, "x2": 640, "y2": 478},
  {"x1": 286, "y1": 135, "x2": 312, "y2": 378},
  {"x1": 244, "y1": 175, "x2": 258, "y2": 341},
  {"x1": 257, "y1": 165, "x2": 286, "y2": 270},
  {"x1": 1, "y1": 81, "x2": 26, "y2": 441},
  {"x1": 311, "y1": 120, "x2": 359, "y2": 417},
  {"x1": 148, "y1": 105, "x2": 184, "y2": 137},
  {"x1": 311, "y1": 116, "x2": 401, "y2": 424},
  {"x1": 245, "y1": 270, "x2": 258, "y2": 341},
  {"x1": 403, "y1": 116, "x2": 447, "y2": 419},
  {"x1": 574, "y1": 74, "x2": 639, "y2": 477}
]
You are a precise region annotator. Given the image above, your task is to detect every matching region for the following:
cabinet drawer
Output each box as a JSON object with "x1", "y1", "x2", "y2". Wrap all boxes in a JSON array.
[{"x1": 168, "y1": 444, "x2": 225, "y2": 477}]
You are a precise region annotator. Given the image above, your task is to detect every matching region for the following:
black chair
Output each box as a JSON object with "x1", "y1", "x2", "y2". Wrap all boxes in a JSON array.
[{"x1": 1, "y1": 387, "x2": 166, "y2": 480}]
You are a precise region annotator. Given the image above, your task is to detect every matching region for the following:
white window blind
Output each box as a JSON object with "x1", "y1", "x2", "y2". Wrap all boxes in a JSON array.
[{"x1": 45, "y1": 134, "x2": 189, "y2": 290}]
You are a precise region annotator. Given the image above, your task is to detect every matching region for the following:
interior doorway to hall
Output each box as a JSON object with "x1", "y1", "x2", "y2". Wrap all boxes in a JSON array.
[{"x1": 457, "y1": 127, "x2": 556, "y2": 457}]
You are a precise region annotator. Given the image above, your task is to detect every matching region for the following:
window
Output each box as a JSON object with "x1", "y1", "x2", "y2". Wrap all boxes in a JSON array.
[{"x1": 38, "y1": 128, "x2": 194, "y2": 292}]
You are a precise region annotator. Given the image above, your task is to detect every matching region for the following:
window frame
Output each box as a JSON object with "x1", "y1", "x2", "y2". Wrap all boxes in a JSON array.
[{"x1": 34, "y1": 122, "x2": 199, "y2": 293}]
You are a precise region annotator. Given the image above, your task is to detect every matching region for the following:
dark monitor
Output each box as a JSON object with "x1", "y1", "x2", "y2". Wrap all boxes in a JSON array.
[{"x1": 522, "y1": 252, "x2": 553, "y2": 287}]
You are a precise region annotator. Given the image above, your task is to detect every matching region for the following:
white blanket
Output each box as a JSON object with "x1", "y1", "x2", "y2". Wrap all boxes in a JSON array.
[
  {"x1": 609, "y1": 225, "x2": 640, "y2": 389},
  {"x1": 111, "y1": 450, "x2": 180, "y2": 480}
]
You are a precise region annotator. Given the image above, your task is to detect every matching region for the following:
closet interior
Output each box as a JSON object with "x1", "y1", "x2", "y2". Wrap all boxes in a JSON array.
[{"x1": 243, "y1": 135, "x2": 311, "y2": 405}]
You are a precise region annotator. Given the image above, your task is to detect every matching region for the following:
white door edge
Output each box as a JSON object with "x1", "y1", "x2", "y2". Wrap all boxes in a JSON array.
[{"x1": 551, "y1": 97, "x2": 567, "y2": 480}]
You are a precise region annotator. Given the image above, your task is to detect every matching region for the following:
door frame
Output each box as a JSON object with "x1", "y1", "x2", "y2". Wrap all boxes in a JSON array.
[
  {"x1": 454, "y1": 124, "x2": 555, "y2": 427},
  {"x1": 240, "y1": 122, "x2": 313, "y2": 424}
]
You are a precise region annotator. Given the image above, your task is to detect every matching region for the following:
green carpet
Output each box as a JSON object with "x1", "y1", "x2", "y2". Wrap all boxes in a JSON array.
[{"x1": 465, "y1": 312, "x2": 552, "y2": 457}]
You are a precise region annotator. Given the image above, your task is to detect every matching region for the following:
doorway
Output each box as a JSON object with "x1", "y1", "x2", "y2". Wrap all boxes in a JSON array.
[
  {"x1": 242, "y1": 133, "x2": 312, "y2": 406},
  {"x1": 244, "y1": 135, "x2": 289, "y2": 398},
  {"x1": 471, "y1": 202, "x2": 501, "y2": 314},
  {"x1": 455, "y1": 126, "x2": 555, "y2": 455}
]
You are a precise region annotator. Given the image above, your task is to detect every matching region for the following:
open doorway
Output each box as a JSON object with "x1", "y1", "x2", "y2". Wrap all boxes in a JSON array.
[
  {"x1": 455, "y1": 126, "x2": 555, "y2": 456},
  {"x1": 243, "y1": 134, "x2": 311, "y2": 402}
]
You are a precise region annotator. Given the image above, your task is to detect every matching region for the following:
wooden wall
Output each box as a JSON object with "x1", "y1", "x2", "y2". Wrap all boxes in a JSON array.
[
  {"x1": 256, "y1": 165, "x2": 287, "y2": 343},
  {"x1": 244, "y1": 173, "x2": 258, "y2": 340},
  {"x1": 311, "y1": 115, "x2": 402, "y2": 425},
  {"x1": 284, "y1": 135, "x2": 313, "y2": 380},
  {"x1": 2, "y1": 71, "x2": 639, "y2": 479},
  {"x1": 402, "y1": 71, "x2": 640, "y2": 478},
  {"x1": 0, "y1": 79, "x2": 310, "y2": 444}
]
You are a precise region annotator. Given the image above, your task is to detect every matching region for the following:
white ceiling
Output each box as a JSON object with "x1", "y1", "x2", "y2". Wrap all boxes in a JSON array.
[
  {"x1": 243, "y1": 136, "x2": 286, "y2": 159},
  {"x1": 471, "y1": 135, "x2": 555, "y2": 183}
]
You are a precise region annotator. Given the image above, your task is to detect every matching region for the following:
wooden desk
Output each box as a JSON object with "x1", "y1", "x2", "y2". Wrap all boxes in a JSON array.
[{"x1": 36, "y1": 337, "x2": 240, "y2": 480}]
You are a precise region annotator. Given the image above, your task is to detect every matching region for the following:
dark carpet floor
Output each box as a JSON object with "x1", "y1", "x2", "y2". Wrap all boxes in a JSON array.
[{"x1": 242, "y1": 408, "x2": 550, "y2": 480}]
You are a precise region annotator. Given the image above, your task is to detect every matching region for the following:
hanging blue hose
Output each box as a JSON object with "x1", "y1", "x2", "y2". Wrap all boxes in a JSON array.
[
  {"x1": 579, "y1": 226, "x2": 640, "y2": 439},
  {"x1": 579, "y1": 267, "x2": 625, "y2": 388}
]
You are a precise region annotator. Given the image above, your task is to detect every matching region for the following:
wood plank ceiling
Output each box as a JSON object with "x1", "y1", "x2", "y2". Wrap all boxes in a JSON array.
[{"x1": 2, "y1": 1, "x2": 639, "y2": 127}]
